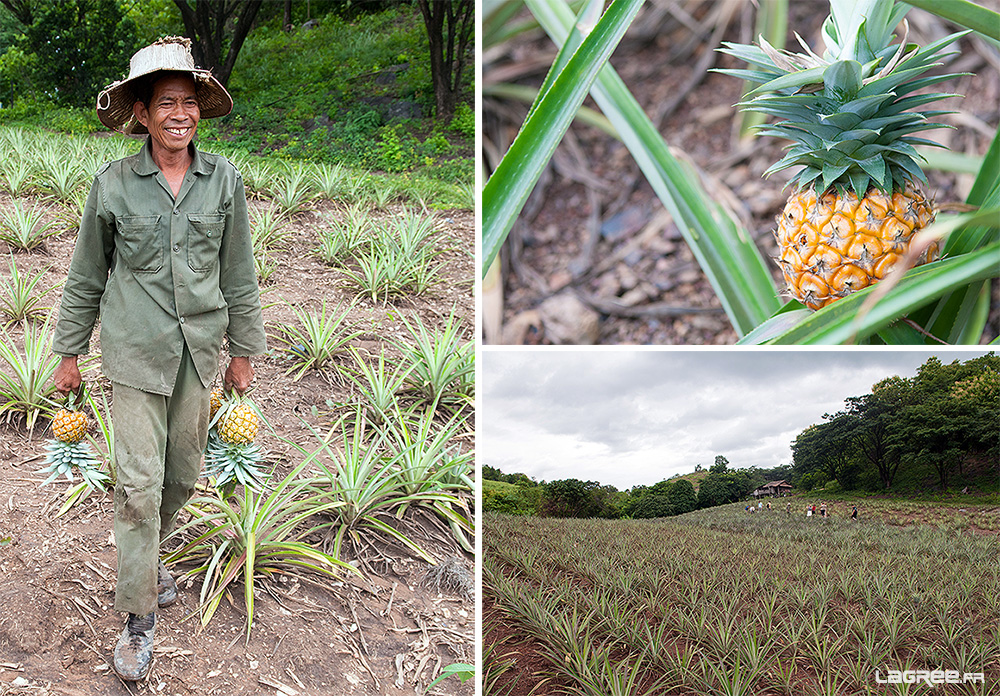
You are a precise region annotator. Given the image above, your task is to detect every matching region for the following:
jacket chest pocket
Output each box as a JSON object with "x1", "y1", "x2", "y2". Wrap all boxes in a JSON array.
[
  {"x1": 187, "y1": 213, "x2": 225, "y2": 272},
  {"x1": 117, "y1": 215, "x2": 162, "y2": 273}
]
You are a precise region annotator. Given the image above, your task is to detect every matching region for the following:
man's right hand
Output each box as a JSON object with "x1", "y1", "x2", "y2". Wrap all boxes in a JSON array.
[{"x1": 53, "y1": 356, "x2": 82, "y2": 395}]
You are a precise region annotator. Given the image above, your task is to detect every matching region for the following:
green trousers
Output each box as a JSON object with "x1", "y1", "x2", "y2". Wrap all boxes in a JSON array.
[{"x1": 112, "y1": 345, "x2": 210, "y2": 615}]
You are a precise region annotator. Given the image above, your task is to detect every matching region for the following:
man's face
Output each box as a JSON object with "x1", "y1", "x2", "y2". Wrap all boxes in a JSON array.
[{"x1": 134, "y1": 74, "x2": 200, "y2": 156}]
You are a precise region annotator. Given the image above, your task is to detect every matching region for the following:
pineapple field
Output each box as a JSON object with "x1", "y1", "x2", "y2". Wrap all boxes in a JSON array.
[
  {"x1": 0, "y1": 126, "x2": 474, "y2": 696},
  {"x1": 483, "y1": 504, "x2": 1000, "y2": 696},
  {"x1": 482, "y1": 0, "x2": 1000, "y2": 345}
]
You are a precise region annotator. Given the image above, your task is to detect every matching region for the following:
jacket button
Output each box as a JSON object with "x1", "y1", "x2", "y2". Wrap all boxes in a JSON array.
[
  {"x1": 173, "y1": 244, "x2": 180, "y2": 252},
  {"x1": 173, "y1": 208, "x2": 179, "y2": 215},
  {"x1": 179, "y1": 317, "x2": 186, "y2": 324}
]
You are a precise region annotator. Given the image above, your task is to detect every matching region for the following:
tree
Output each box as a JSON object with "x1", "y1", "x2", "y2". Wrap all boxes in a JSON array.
[
  {"x1": 542, "y1": 478, "x2": 597, "y2": 518},
  {"x1": 792, "y1": 415, "x2": 862, "y2": 490},
  {"x1": 696, "y1": 475, "x2": 729, "y2": 508},
  {"x1": 711, "y1": 455, "x2": 729, "y2": 474},
  {"x1": 2, "y1": 0, "x2": 139, "y2": 107},
  {"x1": 415, "y1": 0, "x2": 472, "y2": 121},
  {"x1": 846, "y1": 376, "x2": 910, "y2": 489},
  {"x1": 632, "y1": 495, "x2": 673, "y2": 519},
  {"x1": 668, "y1": 479, "x2": 698, "y2": 515},
  {"x1": 481, "y1": 465, "x2": 502, "y2": 481},
  {"x1": 172, "y1": 0, "x2": 262, "y2": 86}
]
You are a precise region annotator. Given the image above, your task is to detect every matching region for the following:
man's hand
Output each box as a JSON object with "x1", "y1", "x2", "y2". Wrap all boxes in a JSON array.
[
  {"x1": 53, "y1": 356, "x2": 82, "y2": 396},
  {"x1": 224, "y1": 356, "x2": 254, "y2": 395}
]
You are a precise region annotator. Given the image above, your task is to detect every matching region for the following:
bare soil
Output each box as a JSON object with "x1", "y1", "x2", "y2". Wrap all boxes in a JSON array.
[
  {"x1": 0, "y1": 190, "x2": 475, "y2": 696},
  {"x1": 484, "y1": 0, "x2": 1000, "y2": 344}
]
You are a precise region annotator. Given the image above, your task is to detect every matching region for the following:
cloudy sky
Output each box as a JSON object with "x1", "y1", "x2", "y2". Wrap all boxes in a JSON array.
[{"x1": 481, "y1": 349, "x2": 993, "y2": 490}]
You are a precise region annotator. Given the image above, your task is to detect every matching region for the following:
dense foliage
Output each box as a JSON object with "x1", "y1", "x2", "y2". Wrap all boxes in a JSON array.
[
  {"x1": 791, "y1": 354, "x2": 1000, "y2": 493},
  {"x1": 0, "y1": 0, "x2": 138, "y2": 107}
]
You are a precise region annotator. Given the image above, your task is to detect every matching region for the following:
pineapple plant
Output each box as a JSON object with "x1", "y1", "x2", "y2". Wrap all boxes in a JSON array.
[
  {"x1": 38, "y1": 385, "x2": 108, "y2": 489},
  {"x1": 205, "y1": 388, "x2": 267, "y2": 493},
  {"x1": 719, "y1": 0, "x2": 967, "y2": 310}
]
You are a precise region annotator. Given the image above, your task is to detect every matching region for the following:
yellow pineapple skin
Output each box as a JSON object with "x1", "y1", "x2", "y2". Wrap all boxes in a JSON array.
[
  {"x1": 219, "y1": 403, "x2": 258, "y2": 445},
  {"x1": 53, "y1": 408, "x2": 88, "y2": 444},
  {"x1": 775, "y1": 183, "x2": 936, "y2": 310},
  {"x1": 210, "y1": 389, "x2": 224, "y2": 421}
]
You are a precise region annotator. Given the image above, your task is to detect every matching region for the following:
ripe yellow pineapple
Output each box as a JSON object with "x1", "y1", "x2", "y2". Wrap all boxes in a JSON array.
[
  {"x1": 776, "y1": 185, "x2": 936, "y2": 309},
  {"x1": 52, "y1": 406, "x2": 89, "y2": 444},
  {"x1": 39, "y1": 385, "x2": 108, "y2": 490},
  {"x1": 218, "y1": 402, "x2": 259, "y2": 445},
  {"x1": 720, "y1": 0, "x2": 965, "y2": 309},
  {"x1": 205, "y1": 388, "x2": 267, "y2": 492},
  {"x1": 209, "y1": 389, "x2": 224, "y2": 421}
]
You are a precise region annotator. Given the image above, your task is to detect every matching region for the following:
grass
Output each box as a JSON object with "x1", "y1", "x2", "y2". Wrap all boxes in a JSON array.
[{"x1": 484, "y1": 503, "x2": 1000, "y2": 696}]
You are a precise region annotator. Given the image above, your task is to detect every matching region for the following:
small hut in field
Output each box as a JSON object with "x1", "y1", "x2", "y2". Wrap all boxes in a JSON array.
[{"x1": 752, "y1": 480, "x2": 793, "y2": 498}]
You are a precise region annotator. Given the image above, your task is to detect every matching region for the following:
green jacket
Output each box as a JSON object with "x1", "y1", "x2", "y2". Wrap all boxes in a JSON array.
[{"x1": 53, "y1": 138, "x2": 267, "y2": 395}]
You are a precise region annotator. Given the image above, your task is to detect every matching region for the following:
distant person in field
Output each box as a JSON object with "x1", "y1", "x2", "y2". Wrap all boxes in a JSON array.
[
  {"x1": 786, "y1": 501, "x2": 791, "y2": 515},
  {"x1": 852, "y1": 505, "x2": 858, "y2": 520},
  {"x1": 50, "y1": 37, "x2": 266, "y2": 682},
  {"x1": 820, "y1": 502, "x2": 827, "y2": 518}
]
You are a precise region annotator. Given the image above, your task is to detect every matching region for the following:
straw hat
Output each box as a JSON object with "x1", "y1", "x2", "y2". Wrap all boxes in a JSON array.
[{"x1": 96, "y1": 36, "x2": 233, "y2": 135}]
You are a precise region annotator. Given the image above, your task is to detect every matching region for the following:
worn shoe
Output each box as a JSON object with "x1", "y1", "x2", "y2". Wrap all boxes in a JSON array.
[
  {"x1": 157, "y1": 560, "x2": 177, "y2": 607},
  {"x1": 113, "y1": 612, "x2": 155, "y2": 681}
]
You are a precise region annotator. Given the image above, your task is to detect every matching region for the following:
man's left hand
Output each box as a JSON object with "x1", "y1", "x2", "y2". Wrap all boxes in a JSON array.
[{"x1": 224, "y1": 356, "x2": 254, "y2": 394}]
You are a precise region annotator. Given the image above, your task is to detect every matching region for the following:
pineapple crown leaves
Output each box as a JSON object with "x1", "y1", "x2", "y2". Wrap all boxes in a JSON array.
[
  {"x1": 59, "y1": 381, "x2": 87, "y2": 412},
  {"x1": 204, "y1": 430, "x2": 268, "y2": 492},
  {"x1": 716, "y1": 0, "x2": 971, "y2": 196},
  {"x1": 38, "y1": 439, "x2": 108, "y2": 489},
  {"x1": 823, "y1": 0, "x2": 910, "y2": 64}
]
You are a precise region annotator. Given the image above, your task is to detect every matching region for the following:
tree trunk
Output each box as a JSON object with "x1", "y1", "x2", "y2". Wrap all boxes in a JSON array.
[
  {"x1": 284, "y1": 0, "x2": 292, "y2": 30},
  {"x1": 173, "y1": 0, "x2": 263, "y2": 87},
  {"x1": 416, "y1": 0, "x2": 473, "y2": 121}
]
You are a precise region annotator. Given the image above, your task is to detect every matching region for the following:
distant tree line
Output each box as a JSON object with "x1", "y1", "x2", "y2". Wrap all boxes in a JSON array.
[
  {"x1": 484, "y1": 355, "x2": 999, "y2": 520},
  {"x1": 482, "y1": 457, "x2": 793, "y2": 519},
  {"x1": 791, "y1": 354, "x2": 999, "y2": 493}
]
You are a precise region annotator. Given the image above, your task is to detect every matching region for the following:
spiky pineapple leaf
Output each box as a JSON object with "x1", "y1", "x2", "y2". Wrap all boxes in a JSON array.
[
  {"x1": 824, "y1": 59, "x2": 863, "y2": 99},
  {"x1": 481, "y1": 0, "x2": 646, "y2": 274}
]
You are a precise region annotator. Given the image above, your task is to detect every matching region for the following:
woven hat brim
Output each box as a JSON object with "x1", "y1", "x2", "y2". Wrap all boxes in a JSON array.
[{"x1": 96, "y1": 69, "x2": 233, "y2": 135}]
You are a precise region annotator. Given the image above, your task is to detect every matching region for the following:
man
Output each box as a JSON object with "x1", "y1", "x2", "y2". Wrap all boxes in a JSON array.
[{"x1": 51, "y1": 37, "x2": 266, "y2": 681}]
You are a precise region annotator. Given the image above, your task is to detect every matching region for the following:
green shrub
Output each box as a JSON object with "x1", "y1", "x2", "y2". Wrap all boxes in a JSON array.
[{"x1": 449, "y1": 102, "x2": 474, "y2": 138}]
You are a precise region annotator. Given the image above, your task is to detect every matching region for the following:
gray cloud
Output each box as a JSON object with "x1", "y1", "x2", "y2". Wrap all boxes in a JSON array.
[{"x1": 481, "y1": 349, "x2": 992, "y2": 489}]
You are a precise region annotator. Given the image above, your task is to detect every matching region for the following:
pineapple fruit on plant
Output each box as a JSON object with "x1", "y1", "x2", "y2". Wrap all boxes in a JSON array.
[
  {"x1": 719, "y1": 0, "x2": 967, "y2": 310},
  {"x1": 205, "y1": 388, "x2": 267, "y2": 493},
  {"x1": 38, "y1": 386, "x2": 109, "y2": 490}
]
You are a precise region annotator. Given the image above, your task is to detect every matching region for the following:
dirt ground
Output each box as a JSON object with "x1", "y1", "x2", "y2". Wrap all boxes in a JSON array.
[
  {"x1": 483, "y1": 0, "x2": 1000, "y2": 345},
  {"x1": 0, "y1": 189, "x2": 475, "y2": 696}
]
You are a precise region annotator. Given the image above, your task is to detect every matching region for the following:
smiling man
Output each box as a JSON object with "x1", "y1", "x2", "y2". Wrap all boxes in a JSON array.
[{"x1": 51, "y1": 37, "x2": 266, "y2": 681}]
